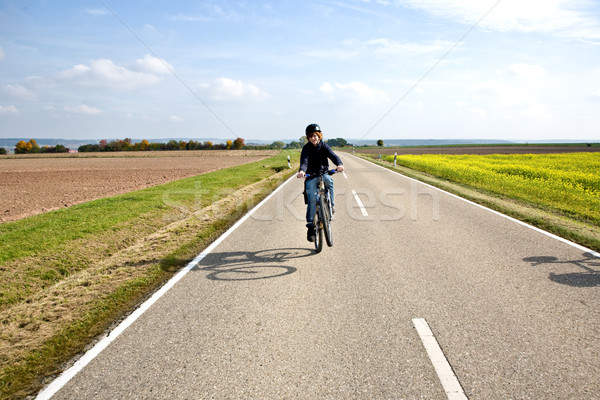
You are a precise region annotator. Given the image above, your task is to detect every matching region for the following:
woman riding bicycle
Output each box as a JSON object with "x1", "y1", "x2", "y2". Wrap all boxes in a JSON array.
[{"x1": 296, "y1": 123, "x2": 344, "y2": 242}]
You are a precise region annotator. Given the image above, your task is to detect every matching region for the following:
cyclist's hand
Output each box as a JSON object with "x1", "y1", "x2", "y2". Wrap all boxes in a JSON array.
[
  {"x1": 297, "y1": 170, "x2": 306, "y2": 178},
  {"x1": 336, "y1": 165, "x2": 344, "y2": 173}
]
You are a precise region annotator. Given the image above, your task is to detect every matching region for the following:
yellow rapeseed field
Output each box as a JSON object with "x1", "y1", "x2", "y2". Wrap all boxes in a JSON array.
[{"x1": 384, "y1": 152, "x2": 600, "y2": 224}]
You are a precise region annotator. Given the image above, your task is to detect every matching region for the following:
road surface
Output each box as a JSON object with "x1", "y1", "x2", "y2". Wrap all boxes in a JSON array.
[{"x1": 41, "y1": 154, "x2": 600, "y2": 399}]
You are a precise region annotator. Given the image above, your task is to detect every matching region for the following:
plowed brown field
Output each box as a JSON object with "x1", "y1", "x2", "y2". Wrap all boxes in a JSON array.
[{"x1": 0, "y1": 150, "x2": 276, "y2": 223}]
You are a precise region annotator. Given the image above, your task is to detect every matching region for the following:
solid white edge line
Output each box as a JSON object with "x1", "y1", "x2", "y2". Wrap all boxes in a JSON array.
[
  {"x1": 349, "y1": 154, "x2": 600, "y2": 258},
  {"x1": 413, "y1": 318, "x2": 468, "y2": 400},
  {"x1": 351, "y1": 189, "x2": 369, "y2": 216},
  {"x1": 36, "y1": 174, "x2": 297, "y2": 400}
]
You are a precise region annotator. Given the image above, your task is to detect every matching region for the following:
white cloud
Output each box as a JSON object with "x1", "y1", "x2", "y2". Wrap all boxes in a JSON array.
[
  {"x1": 2, "y1": 84, "x2": 37, "y2": 101},
  {"x1": 129, "y1": 54, "x2": 173, "y2": 75},
  {"x1": 0, "y1": 45, "x2": 4, "y2": 60},
  {"x1": 319, "y1": 82, "x2": 335, "y2": 94},
  {"x1": 64, "y1": 104, "x2": 101, "y2": 114},
  {"x1": 0, "y1": 105, "x2": 19, "y2": 114},
  {"x1": 401, "y1": 0, "x2": 600, "y2": 40},
  {"x1": 472, "y1": 81, "x2": 548, "y2": 118},
  {"x1": 56, "y1": 57, "x2": 168, "y2": 89},
  {"x1": 169, "y1": 115, "x2": 184, "y2": 122},
  {"x1": 200, "y1": 78, "x2": 270, "y2": 101}
]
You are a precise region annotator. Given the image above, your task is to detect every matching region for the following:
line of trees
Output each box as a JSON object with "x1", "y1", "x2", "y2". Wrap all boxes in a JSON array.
[
  {"x1": 285, "y1": 137, "x2": 351, "y2": 149},
  {"x1": 79, "y1": 138, "x2": 233, "y2": 152},
  {"x1": 14, "y1": 139, "x2": 70, "y2": 154},
  {"x1": 7, "y1": 136, "x2": 356, "y2": 155},
  {"x1": 78, "y1": 137, "x2": 287, "y2": 152}
]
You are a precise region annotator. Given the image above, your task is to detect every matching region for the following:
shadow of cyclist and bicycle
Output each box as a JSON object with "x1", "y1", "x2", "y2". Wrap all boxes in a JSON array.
[
  {"x1": 189, "y1": 243, "x2": 600, "y2": 285},
  {"x1": 193, "y1": 248, "x2": 313, "y2": 281},
  {"x1": 523, "y1": 252, "x2": 600, "y2": 287}
]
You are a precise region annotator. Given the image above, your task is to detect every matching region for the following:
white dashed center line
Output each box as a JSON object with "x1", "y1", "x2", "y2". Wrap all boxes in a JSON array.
[
  {"x1": 413, "y1": 318, "x2": 468, "y2": 400},
  {"x1": 351, "y1": 189, "x2": 368, "y2": 216}
]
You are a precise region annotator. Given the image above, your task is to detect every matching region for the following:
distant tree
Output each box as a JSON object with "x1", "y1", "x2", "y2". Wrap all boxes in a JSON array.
[
  {"x1": 186, "y1": 140, "x2": 197, "y2": 150},
  {"x1": 55, "y1": 144, "x2": 69, "y2": 153},
  {"x1": 0, "y1": 147, "x2": 7, "y2": 155},
  {"x1": 233, "y1": 137, "x2": 245, "y2": 149},
  {"x1": 285, "y1": 140, "x2": 302, "y2": 149},
  {"x1": 139, "y1": 139, "x2": 150, "y2": 151},
  {"x1": 15, "y1": 140, "x2": 28, "y2": 154},
  {"x1": 123, "y1": 138, "x2": 132, "y2": 150},
  {"x1": 205, "y1": 141, "x2": 213, "y2": 149},
  {"x1": 166, "y1": 140, "x2": 179, "y2": 150},
  {"x1": 148, "y1": 142, "x2": 163, "y2": 151},
  {"x1": 79, "y1": 144, "x2": 101, "y2": 152},
  {"x1": 107, "y1": 139, "x2": 120, "y2": 151},
  {"x1": 271, "y1": 141, "x2": 285, "y2": 149},
  {"x1": 99, "y1": 139, "x2": 108, "y2": 150},
  {"x1": 28, "y1": 139, "x2": 40, "y2": 153},
  {"x1": 226, "y1": 140, "x2": 233, "y2": 149},
  {"x1": 327, "y1": 138, "x2": 348, "y2": 147},
  {"x1": 377, "y1": 139, "x2": 384, "y2": 147},
  {"x1": 14, "y1": 139, "x2": 40, "y2": 154}
]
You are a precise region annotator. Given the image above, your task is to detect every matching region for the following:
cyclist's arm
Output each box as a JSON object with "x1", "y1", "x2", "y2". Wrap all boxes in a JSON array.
[
  {"x1": 298, "y1": 145, "x2": 309, "y2": 173},
  {"x1": 297, "y1": 146, "x2": 309, "y2": 178},
  {"x1": 323, "y1": 142, "x2": 343, "y2": 171}
]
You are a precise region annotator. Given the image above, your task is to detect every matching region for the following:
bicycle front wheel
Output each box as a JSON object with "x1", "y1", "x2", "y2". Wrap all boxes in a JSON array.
[
  {"x1": 320, "y1": 195, "x2": 333, "y2": 247},
  {"x1": 313, "y1": 215, "x2": 323, "y2": 253}
]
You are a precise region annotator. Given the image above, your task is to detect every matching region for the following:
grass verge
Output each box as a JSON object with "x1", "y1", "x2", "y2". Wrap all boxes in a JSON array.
[
  {"x1": 0, "y1": 150, "x2": 298, "y2": 400},
  {"x1": 355, "y1": 153, "x2": 600, "y2": 253}
]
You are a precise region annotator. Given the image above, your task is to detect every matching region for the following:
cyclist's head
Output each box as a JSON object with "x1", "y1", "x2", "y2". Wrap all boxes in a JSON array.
[{"x1": 305, "y1": 123, "x2": 322, "y2": 140}]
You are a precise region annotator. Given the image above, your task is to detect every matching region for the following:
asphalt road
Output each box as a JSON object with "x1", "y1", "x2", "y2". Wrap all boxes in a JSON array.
[{"x1": 42, "y1": 154, "x2": 600, "y2": 399}]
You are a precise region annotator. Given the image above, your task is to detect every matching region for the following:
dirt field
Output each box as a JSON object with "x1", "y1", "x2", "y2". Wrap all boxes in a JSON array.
[
  {"x1": 348, "y1": 145, "x2": 599, "y2": 156},
  {"x1": 0, "y1": 150, "x2": 277, "y2": 223}
]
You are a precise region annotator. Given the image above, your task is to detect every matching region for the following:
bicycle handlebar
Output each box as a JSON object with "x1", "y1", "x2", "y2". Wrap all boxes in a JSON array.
[{"x1": 304, "y1": 169, "x2": 337, "y2": 180}]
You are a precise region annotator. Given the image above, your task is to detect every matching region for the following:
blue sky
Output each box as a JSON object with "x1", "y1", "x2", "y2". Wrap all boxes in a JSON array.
[{"x1": 1, "y1": 0, "x2": 600, "y2": 143}]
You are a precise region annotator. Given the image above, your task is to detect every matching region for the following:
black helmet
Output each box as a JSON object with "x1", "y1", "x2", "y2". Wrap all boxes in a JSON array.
[{"x1": 305, "y1": 123, "x2": 321, "y2": 135}]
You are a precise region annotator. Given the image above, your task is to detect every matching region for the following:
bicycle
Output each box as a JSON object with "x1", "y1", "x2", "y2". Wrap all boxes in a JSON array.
[{"x1": 305, "y1": 169, "x2": 336, "y2": 253}]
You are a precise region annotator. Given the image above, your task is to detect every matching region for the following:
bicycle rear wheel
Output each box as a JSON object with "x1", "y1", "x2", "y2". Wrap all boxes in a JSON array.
[{"x1": 320, "y1": 195, "x2": 333, "y2": 247}]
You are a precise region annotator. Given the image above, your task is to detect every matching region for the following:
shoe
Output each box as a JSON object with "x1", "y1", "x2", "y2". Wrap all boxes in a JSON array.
[{"x1": 307, "y1": 226, "x2": 316, "y2": 242}]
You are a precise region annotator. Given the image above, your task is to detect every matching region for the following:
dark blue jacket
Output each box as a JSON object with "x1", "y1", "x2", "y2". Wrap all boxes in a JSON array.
[{"x1": 299, "y1": 141, "x2": 343, "y2": 175}]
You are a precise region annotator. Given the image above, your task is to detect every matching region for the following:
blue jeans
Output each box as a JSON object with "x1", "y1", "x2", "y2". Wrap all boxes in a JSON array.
[{"x1": 305, "y1": 174, "x2": 334, "y2": 226}]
